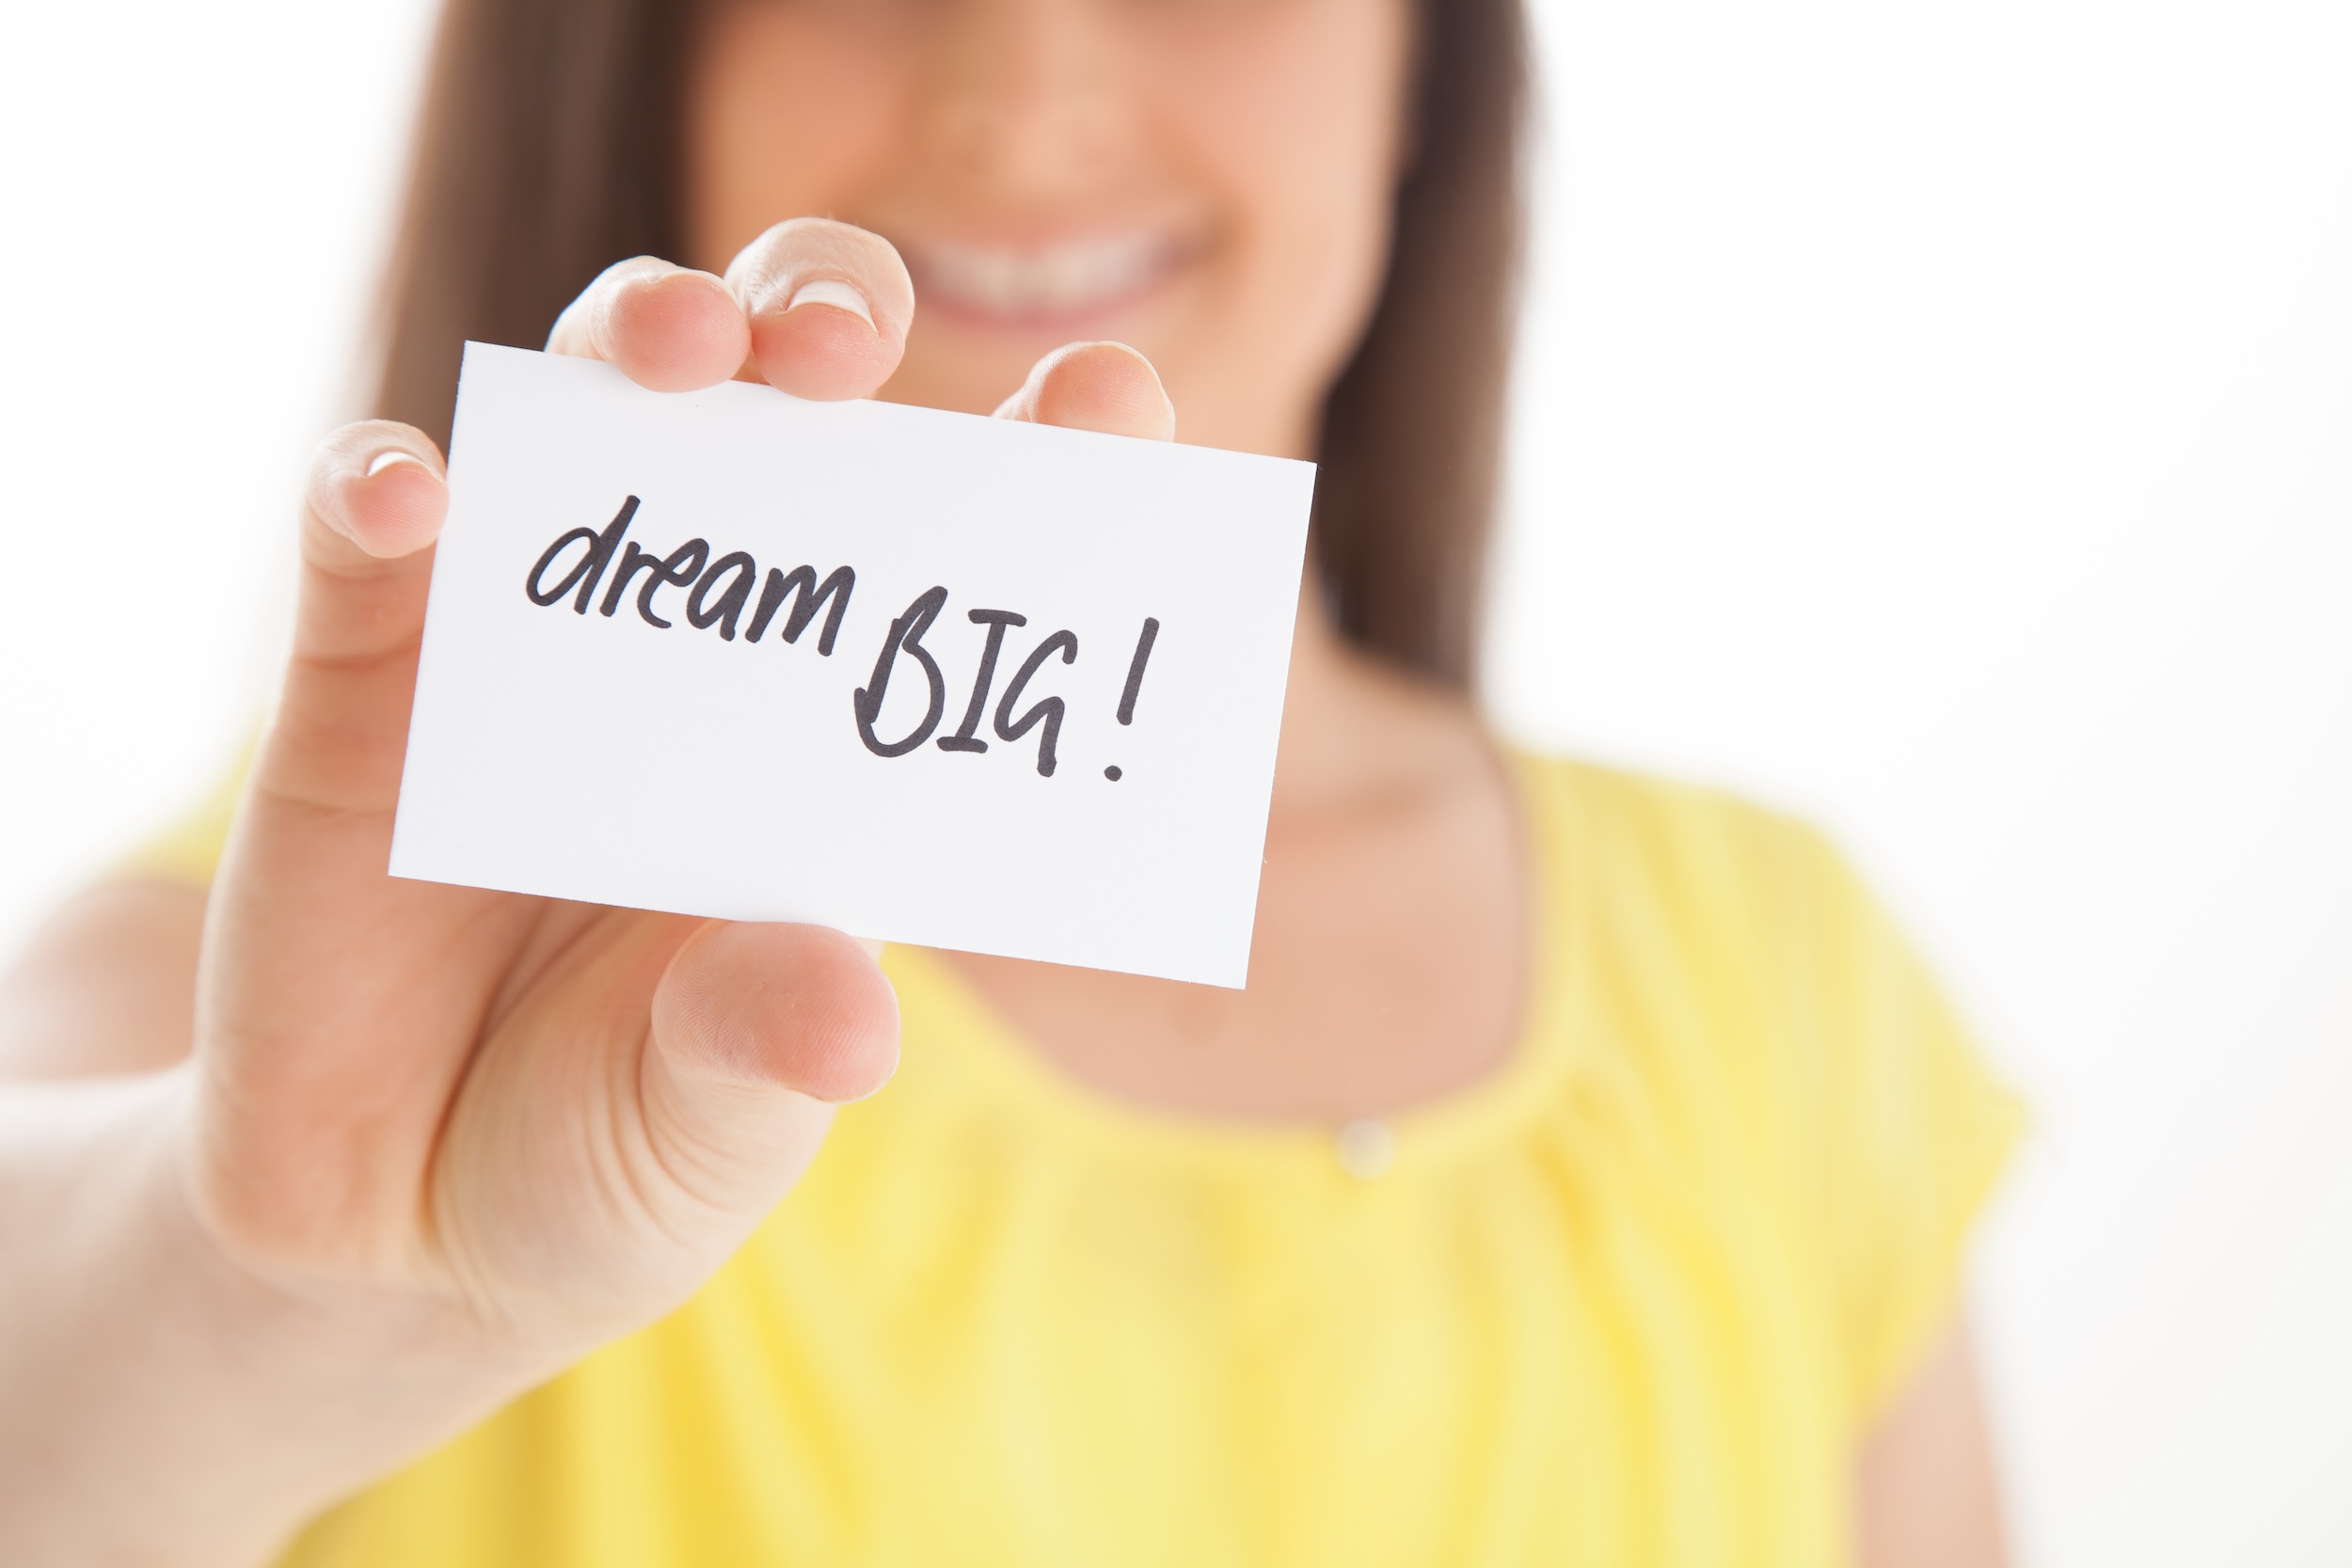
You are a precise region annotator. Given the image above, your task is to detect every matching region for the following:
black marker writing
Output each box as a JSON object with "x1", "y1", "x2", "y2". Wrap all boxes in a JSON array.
[
  {"x1": 747, "y1": 563, "x2": 856, "y2": 655},
  {"x1": 940, "y1": 609, "x2": 1026, "y2": 753},
  {"x1": 854, "y1": 585, "x2": 950, "y2": 757},
  {"x1": 526, "y1": 495, "x2": 639, "y2": 612},
  {"x1": 598, "y1": 537, "x2": 709, "y2": 626},
  {"x1": 995, "y1": 629, "x2": 1079, "y2": 777},
  {"x1": 646, "y1": 540, "x2": 709, "y2": 627},
  {"x1": 1117, "y1": 616, "x2": 1159, "y2": 725},
  {"x1": 526, "y1": 501, "x2": 851, "y2": 657},
  {"x1": 597, "y1": 542, "x2": 658, "y2": 617},
  {"x1": 686, "y1": 551, "x2": 758, "y2": 640},
  {"x1": 524, "y1": 501, "x2": 1160, "y2": 784}
]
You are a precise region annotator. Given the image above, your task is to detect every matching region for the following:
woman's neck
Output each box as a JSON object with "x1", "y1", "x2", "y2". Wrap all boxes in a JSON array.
[
  {"x1": 939, "y1": 580, "x2": 1528, "y2": 1118},
  {"x1": 1267, "y1": 584, "x2": 1485, "y2": 820}
]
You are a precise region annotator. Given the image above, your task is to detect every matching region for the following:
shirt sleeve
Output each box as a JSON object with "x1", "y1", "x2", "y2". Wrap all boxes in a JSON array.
[{"x1": 1782, "y1": 822, "x2": 2024, "y2": 1425}]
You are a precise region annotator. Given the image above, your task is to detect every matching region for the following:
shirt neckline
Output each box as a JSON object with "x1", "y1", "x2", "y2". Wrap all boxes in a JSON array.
[{"x1": 879, "y1": 749, "x2": 1591, "y2": 1178}]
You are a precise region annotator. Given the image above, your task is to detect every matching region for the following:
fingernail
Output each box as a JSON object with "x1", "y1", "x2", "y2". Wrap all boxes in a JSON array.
[
  {"x1": 785, "y1": 277, "x2": 874, "y2": 328},
  {"x1": 365, "y1": 450, "x2": 429, "y2": 479}
]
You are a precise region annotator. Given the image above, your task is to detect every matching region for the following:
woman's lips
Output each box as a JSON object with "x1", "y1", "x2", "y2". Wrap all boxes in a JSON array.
[{"x1": 898, "y1": 231, "x2": 1191, "y2": 326}]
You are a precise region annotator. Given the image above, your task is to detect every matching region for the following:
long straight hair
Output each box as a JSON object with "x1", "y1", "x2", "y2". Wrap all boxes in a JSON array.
[{"x1": 373, "y1": 0, "x2": 1524, "y2": 688}]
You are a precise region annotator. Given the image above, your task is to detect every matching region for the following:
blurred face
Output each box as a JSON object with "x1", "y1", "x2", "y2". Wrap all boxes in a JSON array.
[{"x1": 687, "y1": 0, "x2": 1415, "y2": 458}]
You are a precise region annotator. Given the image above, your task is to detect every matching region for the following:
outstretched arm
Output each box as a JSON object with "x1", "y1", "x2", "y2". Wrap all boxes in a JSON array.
[
  {"x1": 1856, "y1": 1318, "x2": 2010, "y2": 1568},
  {"x1": 0, "y1": 217, "x2": 1175, "y2": 1568}
]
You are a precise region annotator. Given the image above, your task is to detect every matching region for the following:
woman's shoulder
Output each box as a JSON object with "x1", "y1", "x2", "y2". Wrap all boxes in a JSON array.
[
  {"x1": 1504, "y1": 745, "x2": 2010, "y2": 1149},
  {"x1": 1511, "y1": 746, "x2": 2020, "y2": 1417},
  {"x1": 1506, "y1": 747, "x2": 1858, "y2": 942}
]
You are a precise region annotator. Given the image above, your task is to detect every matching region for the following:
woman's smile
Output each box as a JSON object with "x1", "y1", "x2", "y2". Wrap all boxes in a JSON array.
[{"x1": 896, "y1": 228, "x2": 1202, "y2": 329}]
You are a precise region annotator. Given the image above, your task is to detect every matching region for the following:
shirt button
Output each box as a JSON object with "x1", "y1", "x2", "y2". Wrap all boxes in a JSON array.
[{"x1": 1335, "y1": 1117, "x2": 1397, "y2": 1180}]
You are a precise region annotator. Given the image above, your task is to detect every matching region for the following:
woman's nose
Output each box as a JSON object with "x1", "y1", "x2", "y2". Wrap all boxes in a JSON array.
[{"x1": 918, "y1": 0, "x2": 1137, "y2": 191}]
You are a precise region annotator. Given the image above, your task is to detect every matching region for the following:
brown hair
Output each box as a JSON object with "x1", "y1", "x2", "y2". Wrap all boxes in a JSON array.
[{"x1": 374, "y1": 0, "x2": 1525, "y2": 688}]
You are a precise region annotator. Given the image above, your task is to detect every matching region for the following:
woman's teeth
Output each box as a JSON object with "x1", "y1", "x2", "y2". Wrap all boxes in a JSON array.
[{"x1": 904, "y1": 234, "x2": 1180, "y2": 321}]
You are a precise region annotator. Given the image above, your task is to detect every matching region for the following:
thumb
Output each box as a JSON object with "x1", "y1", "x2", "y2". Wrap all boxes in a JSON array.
[
  {"x1": 993, "y1": 341, "x2": 1176, "y2": 441},
  {"x1": 638, "y1": 923, "x2": 899, "y2": 1224}
]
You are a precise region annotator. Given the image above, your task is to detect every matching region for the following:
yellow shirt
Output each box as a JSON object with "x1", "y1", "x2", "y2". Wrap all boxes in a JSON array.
[{"x1": 142, "y1": 753, "x2": 2017, "y2": 1566}]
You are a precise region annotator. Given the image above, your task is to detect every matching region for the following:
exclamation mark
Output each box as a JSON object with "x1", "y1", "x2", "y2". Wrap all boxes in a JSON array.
[{"x1": 1104, "y1": 616, "x2": 1159, "y2": 782}]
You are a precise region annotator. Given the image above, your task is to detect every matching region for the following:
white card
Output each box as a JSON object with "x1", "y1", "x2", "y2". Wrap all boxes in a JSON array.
[{"x1": 389, "y1": 343, "x2": 1312, "y2": 988}]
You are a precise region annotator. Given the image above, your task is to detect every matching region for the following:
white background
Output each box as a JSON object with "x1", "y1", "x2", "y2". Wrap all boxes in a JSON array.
[{"x1": 1, "y1": 2, "x2": 2344, "y2": 1562}]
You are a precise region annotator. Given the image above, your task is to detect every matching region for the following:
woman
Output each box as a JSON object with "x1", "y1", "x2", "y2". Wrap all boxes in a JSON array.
[{"x1": 0, "y1": 0, "x2": 2018, "y2": 1561}]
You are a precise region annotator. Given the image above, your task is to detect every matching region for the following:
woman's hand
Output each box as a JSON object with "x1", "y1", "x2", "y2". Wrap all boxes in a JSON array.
[{"x1": 0, "y1": 217, "x2": 1174, "y2": 1568}]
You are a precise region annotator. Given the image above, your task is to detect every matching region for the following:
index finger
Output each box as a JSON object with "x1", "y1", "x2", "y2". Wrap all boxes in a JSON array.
[
  {"x1": 546, "y1": 256, "x2": 751, "y2": 393},
  {"x1": 724, "y1": 218, "x2": 915, "y2": 402}
]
